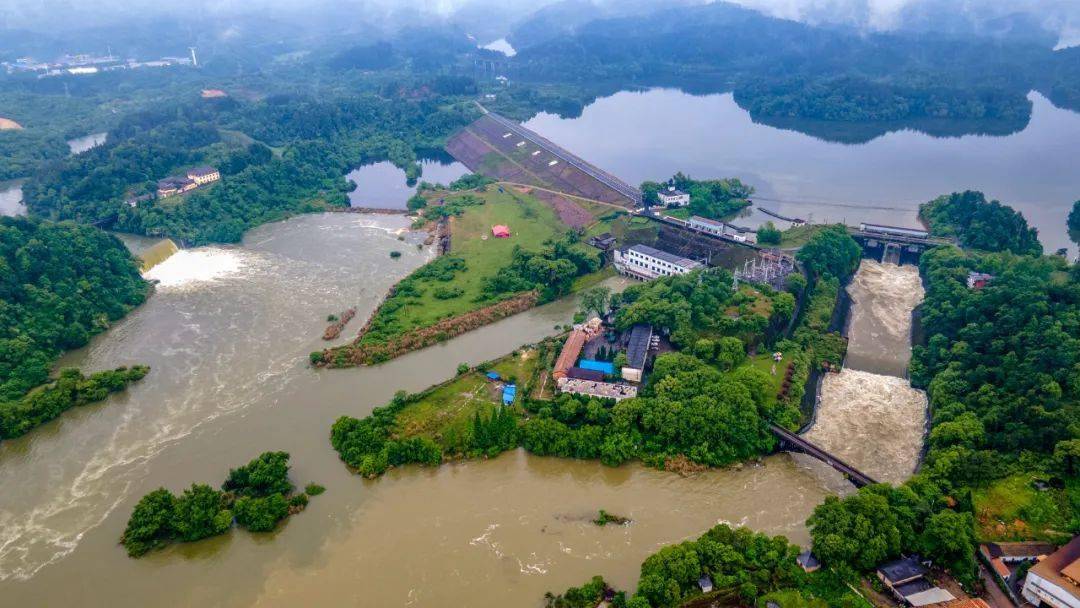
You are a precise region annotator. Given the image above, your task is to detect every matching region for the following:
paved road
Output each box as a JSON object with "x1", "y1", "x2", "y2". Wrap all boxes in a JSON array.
[{"x1": 978, "y1": 562, "x2": 1018, "y2": 608}]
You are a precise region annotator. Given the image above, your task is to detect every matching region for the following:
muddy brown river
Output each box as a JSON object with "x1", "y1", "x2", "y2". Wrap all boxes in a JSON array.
[{"x1": 0, "y1": 212, "x2": 857, "y2": 606}]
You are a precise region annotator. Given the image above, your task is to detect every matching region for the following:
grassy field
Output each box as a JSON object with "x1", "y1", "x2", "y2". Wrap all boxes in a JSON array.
[
  {"x1": 392, "y1": 349, "x2": 541, "y2": 450},
  {"x1": 780, "y1": 224, "x2": 828, "y2": 248},
  {"x1": 973, "y1": 473, "x2": 1078, "y2": 543},
  {"x1": 357, "y1": 185, "x2": 625, "y2": 348},
  {"x1": 361, "y1": 189, "x2": 565, "y2": 343}
]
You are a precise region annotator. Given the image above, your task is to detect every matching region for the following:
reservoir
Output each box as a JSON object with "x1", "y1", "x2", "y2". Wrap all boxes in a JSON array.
[
  {"x1": 346, "y1": 158, "x2": 469, "y2": 209},
  {"x1": 524, "y1": 89, "x2": 1080, "y2": 256},
  {"x1": 0, "y1": 211, "x2": 849, "y2": 606},
  {"x1": 0, "y1": 180, "x2": 25, "y2": 216}
]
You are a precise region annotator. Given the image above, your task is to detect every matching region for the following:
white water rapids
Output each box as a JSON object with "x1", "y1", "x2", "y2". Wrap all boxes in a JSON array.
[{"x1": 802, "y1": 260, "x2": 928, "y2": 484}]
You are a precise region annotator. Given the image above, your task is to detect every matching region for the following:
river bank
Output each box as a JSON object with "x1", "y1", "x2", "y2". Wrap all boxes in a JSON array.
[{"x1": 0, "y1": 211, "x2": 850, "y2": 606}]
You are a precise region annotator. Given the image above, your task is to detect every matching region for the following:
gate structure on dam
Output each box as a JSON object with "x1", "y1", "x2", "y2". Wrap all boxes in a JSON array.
[{"x1": 849, "y1": 222, "x2": 951, "y2": 264}]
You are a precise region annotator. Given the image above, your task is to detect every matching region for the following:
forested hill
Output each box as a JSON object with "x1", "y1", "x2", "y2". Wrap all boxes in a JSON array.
[
  {"x1": 0, "y1": 217, "x2": 148, "y2": 401},
  {"x1": 22, "y1": 94, "x2": 478, "y2": 244},
  {"x1": 507, "y1": 1, "x2": 1075, "y2": 128},
  {"x1": 0, "y1": 218, "x2": 151, "y2": 439},
  {"x1": 919, "y1": 191, "x2": 1043, "y2": 256}
]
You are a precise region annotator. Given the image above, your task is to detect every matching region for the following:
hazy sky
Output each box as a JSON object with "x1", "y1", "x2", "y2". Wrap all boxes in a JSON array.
[{"x1": 1, "y1": 0, "x2": 1077, "y2": 46}]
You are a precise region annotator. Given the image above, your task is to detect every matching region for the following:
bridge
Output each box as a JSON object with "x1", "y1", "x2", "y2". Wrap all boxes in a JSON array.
[
  {"x1": 768, "y1": 423, "x2": 878, "y2": 488},
  {"x1": 847, "y1": 223, "x2": 952, "y2": 263},
  {"x1": 479, "y1": 107, "x2": 643, "y2": 206}
]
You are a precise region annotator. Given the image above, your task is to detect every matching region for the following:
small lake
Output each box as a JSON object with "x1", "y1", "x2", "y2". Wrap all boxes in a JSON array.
[
  {"x1": 0, "y1": 179, "x2": 26, "y2": 217},
  {"x1": 67, "y1": 132, "x2": 107, "y2": 155},
  {"x1": 523, "y1": 89, "x2": 1080, "y2": 255},
  {"x1": 346, "y1": 159, "x2": 469, "y2": 209}
]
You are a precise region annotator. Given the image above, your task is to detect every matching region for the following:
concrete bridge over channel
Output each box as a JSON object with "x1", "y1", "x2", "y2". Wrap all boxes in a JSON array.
[
  {"x1": 848, "y1": 223, "x2": 953, "y2": 264},
  {"x1": 769, "y1": 423, "x2": 879, "y2": 488}
]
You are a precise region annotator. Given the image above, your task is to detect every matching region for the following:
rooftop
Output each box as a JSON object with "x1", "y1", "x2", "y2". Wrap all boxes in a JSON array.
[
  {"x1": 659, "y1": 187, "x2": 688, "y2": 197},
  {"x1": 690, "y1": 215, "x2": 725, "y2": 228},
  {"x1": 626, "y1": 244, "x2": 703, "y2": 269},
  {"x1": 1029, "y1": 535, "x2": 1080, "y2": 597},
  {"x1": 625, "y1": 324, "x2": 653, "y2": 371},
  {"x1": 797, "y1": 550, "x2": 820, "y2": 570},
  {"x1": 879, "y1": 557, "x2": 927, "y2": 585},
  {"x1": 983, "y1": 541, "x2": 1057, "y2": 559},
  {"x1": 187, "y1": 166, "x2": 218, "y2": 177},
  {"x1": 859, "y1": 222, "x2": 930, "y2": 238}
]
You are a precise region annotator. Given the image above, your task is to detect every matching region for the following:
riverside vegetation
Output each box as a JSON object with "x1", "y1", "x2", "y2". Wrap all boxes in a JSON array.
[
  {"x1": 315, "y1": 184, "x2": 610, "y2": 366},
  {"x1": 546, "y1": 202, "x2": 1074, "y2": 607},
  {"x1": 121, "y1": 451, "x2": 319, "y2": 557},
  {"x1": 330, "y1": 267, "x2": 803, "y2": 476},
  {"x1": 799, "y1": 193, "x2": 1079, "y2": 598},
  {"x1": 0, "y1": 217, "x2": 150, "y2": 441}
]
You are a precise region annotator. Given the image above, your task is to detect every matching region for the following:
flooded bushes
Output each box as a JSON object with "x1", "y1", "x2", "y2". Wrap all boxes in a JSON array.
[
  {"x1": 0, "y1": 366, "x2": 150, "y2": 441},
  {"x1": 330, "y1": 392, "x2": 443, "y2": 476},
  {"x1": 121, "y1": 451, "x2": 320, "y2": 557}
]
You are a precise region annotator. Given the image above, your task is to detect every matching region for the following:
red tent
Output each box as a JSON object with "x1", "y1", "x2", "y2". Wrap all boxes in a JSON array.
[{"x1": 492, "y1": 225, "x2": 511, "y2": 238}]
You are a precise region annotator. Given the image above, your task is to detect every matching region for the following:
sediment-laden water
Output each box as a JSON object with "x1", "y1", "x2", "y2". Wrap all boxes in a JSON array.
[
  {"x1": 0, "y1": 211, "x2": 844, "y2": 606},
  {"x1": 843, "y1": 260, "x2": 925, "y2": 377},
  {"x1": 803, "y1": 260, "x2": 928, "y2": 484}
]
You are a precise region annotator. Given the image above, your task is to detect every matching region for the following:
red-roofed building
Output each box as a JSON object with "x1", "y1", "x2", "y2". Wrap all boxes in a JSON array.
[{"x1": 492, "y1": 225, "x2": 510, "y2": 238}]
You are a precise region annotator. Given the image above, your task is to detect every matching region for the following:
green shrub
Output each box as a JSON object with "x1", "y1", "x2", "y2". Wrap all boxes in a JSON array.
[{"x1": 234, "y1": 494, "x2": 289, "y2": 532}]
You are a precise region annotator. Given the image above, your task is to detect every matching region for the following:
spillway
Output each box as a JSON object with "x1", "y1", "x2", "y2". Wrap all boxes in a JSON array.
[{"x1": 802, "y1": 260, "x2": 928, "y2": 484}]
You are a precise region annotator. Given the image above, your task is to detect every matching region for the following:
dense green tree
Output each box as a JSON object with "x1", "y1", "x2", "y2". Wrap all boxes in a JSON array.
[
  {"x1": 807, "y1": 487, "x2": 904, "y2": 571},
  {"x1": 919, "y1": 510, "x2": 977, "y2": 582},
  {"x1": 757, "y1": 222, "x2": 782, "y2": 245},
  {"x1": 171, "y1": 484, "x2": 232, "y2": 543},
  {"x1": 579, "y1": 286, "x2": 612, "y2": 317},
  {"x1": 234, "y1": 494, "x2": 290, "y2": 532},
  {"x1": 1069, "y1": 200, "x2": 1080, "y2": 234},
  {"x1": 121, "y1": 488, "x2": 177, "y2": 557},
  {"x1": 920, "y1": 191, "x2": 1042, "y2": 255},
  {"x1": 222, "y1": 451, "x2": 293, "y2": 498},
  {"x1": 795, "y1": 225, "x2": 861, "y2": 280}
]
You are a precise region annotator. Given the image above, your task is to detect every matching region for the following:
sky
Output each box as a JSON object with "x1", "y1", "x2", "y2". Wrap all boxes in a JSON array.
[{"x1": 1, "y1": 0, "x2": 1077, "y2": 47}]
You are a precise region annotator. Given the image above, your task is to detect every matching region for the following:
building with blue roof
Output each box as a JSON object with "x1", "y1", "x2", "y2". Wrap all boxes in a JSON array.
[{"x1": 502, "y1": 384, "x2": 517, "y2": 405}]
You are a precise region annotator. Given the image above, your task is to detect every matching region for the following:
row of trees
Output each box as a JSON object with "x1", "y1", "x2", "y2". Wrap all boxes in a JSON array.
[{"x1": 121, "y1": 451, "x2": 319, "y2": 557}]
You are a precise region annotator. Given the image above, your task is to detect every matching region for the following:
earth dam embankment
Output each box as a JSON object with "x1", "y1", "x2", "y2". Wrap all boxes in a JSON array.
[{"x1": 803, "y1": 259, "x2": 929, "y2": 484}]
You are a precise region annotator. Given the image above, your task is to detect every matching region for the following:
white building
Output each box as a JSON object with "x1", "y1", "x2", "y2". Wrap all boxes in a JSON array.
[
  {"x1": 613, "y1": 244, "x2": 703, "y2": 281},
  {"x1": 657, "y1": 185, "x2": 690, "y2": 207},
  {"x1": 689, "y1": 215, "x2": 726, "y2": 236},
  {"x1": 1022, "y1": 537, "x2": 1080, "y2": 608},
  {"x1": 186, "y1": 166, "x2": 220, "y2": 186}
]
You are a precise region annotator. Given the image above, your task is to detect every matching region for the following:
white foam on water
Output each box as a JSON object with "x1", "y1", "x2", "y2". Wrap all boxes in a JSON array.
[{"x1": 144, "y1": 248, "x2": 245, "y2": 287}]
